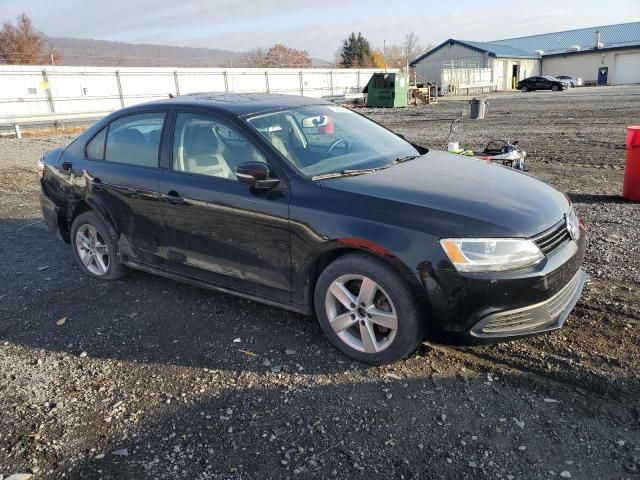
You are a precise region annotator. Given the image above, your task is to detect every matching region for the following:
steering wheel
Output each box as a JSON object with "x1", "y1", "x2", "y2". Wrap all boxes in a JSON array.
[{"x1": 325, "y1": 138, "x2": 350, "y2": 156}]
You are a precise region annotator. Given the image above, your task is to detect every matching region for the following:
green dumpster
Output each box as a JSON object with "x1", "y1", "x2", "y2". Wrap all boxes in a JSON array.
[{"x1": 364, "y1": 73, "x2": 409, "y2": 108}]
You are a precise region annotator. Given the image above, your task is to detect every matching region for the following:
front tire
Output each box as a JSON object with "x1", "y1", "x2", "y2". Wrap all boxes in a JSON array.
[
  {"x1": 521, "y1": 85, "x2": 528, "y2": 92},
  {"x1": 552, "y1": 85, "x2": 560, "y2": 92},
  {"x1": 70, "y1": 211, "x2": 128, "y2": 280},
  {"x1": 314, "y1": 253, "x2": 424, "y2": 364}
]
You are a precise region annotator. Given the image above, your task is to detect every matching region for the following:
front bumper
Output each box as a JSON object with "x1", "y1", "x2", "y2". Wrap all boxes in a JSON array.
[
  {"x1": 423, "y1": 228, "x2": 587, "y2": 343},
  {"x1": 470, "y1": 268, "x2": 587, "y2": 338}
]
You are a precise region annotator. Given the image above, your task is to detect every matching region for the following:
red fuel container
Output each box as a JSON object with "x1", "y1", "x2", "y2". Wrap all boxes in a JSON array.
[{"x1": 623, "y1": 126, "x2": 640, "y2": 201}]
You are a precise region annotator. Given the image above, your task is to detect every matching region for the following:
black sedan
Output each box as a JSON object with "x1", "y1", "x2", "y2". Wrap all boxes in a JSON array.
[
  {"x1": 38, "y1": 93, "x2": 587, "y2": 364},
  {"x1": 517, "y1": 76, "x2": 568, "y2": 92}
]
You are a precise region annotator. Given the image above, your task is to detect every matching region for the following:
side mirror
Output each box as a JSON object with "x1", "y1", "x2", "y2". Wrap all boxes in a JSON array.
[{"x1": 235, "y1": 162, "x2": 279, "y2": 189}]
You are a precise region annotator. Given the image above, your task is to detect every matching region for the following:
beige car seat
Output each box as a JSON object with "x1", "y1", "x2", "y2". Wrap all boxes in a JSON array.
[
  {"x1": 267, "y1": 119, "x2": 303, "y2": 169},
  {"x1": 181, "y1": 125, "x2": 232, "y2": 178}
]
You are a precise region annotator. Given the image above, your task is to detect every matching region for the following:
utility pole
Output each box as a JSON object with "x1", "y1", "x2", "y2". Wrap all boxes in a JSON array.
[
  {"x1": 406, "y1": 45, "x2": 409, "y2": 73},
  {"x1": 383, "y1": 40, "x2": 387, "y2": 72}
]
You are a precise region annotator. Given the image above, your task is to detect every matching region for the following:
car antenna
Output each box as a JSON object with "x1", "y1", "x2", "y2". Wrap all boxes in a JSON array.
[{"x1": 168, "y1": 93, "x2": 175, "y2": 98}]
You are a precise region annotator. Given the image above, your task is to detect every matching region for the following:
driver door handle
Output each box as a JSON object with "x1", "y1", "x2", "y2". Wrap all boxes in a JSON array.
[{"x1": 161, "y1": 191, "x2": 185, "y2": 205}]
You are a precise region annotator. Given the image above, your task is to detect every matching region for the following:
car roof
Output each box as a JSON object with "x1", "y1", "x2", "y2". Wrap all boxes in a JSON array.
[{"x1": 137, "y1": 92, "x2": 332, "y2": 117}]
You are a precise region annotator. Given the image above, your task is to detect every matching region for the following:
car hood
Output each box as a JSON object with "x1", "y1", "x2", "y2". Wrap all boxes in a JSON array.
[{"x1": 318, "y1": 150, "x2": 569, "y2": 238}]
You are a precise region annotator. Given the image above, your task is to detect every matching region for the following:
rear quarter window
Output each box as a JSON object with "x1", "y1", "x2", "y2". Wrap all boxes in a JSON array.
[{"x1": 86, "y1": 127, "x2": 107, "y2": 160}]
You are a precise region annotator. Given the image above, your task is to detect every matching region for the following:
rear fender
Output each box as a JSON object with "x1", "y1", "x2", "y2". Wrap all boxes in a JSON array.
[{"x1": 67, "y1": 198, "x2": 122, "y2": 258}]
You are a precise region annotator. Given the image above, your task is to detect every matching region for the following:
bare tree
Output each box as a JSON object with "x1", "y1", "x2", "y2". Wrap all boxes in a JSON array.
[
  {"x1": 0, "y1": 13, "x2": 60, "y2": 65},
  {"x1": 383, "y1": 45, "x2": 405, "y2": 69},
  {"x1": 403, "y1": 32, "x2": 421, "y2": 68},
  {"x1": 264, "y1": 44, "x2": 311, "y2": 68},
  {"x1": 375, "y1": 34, "x2": 432, "y2": 71},
  {"x1": 244, "y1": 47, "x2": 267, "y2": 68}
]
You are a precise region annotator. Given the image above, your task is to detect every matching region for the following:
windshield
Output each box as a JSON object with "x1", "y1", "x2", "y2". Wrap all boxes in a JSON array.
[{"x1": 245, "y1": 105, "x2": 420, "y2": 179}]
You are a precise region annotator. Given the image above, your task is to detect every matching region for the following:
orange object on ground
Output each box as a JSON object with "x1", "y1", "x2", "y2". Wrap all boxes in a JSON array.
[{"x1": 623, "y1": 126, "x2": 640, "y2": 201}]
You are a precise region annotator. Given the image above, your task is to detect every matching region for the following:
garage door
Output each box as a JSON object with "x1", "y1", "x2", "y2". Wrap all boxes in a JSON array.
[{"x1": 614, "y1": 53, "x2": 640, "y2": 85}]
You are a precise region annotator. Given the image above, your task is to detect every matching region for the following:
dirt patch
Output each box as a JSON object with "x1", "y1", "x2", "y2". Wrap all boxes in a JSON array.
[{"x1": 20, "y1": 126, "x2": 87, "y2": 138}]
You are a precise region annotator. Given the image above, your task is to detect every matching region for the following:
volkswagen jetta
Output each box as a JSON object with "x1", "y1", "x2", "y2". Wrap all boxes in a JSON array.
[{"x1": 39, "y1": 93, "x2": 587, "y2": 364}]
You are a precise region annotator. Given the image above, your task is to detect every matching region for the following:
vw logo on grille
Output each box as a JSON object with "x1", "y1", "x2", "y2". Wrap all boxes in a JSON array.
[{"x1": 566, "y1": 216, "x2": 578, "y2": 241}]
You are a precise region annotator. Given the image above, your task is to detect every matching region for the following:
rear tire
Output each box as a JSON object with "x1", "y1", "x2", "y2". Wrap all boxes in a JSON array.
[
  {"x1": 314, "y1": 253, "x2": 424, "y2": 364},
  {"x1": 70, "y1": 211, "x2": 128, "y2": 280}
]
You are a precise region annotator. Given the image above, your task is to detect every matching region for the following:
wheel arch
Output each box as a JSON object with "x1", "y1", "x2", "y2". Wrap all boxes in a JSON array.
[
  {"x1": 57, "y1": 200, "x2": 92, "y2": 243},
  {"x1": 304, "y1": 241, "x2": 429, "y2": 317},
  {"x1": 64, "y1": 200, "x2": 119, "y2": 249}
]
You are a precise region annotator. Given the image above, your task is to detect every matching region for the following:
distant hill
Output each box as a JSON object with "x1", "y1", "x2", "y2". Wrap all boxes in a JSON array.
[
  {"x1": 49, "y1": 37, "x2": 246, "y2": 67},
  {"x1": 48, "y1": 37, "x2": 332, "y2": 68}
]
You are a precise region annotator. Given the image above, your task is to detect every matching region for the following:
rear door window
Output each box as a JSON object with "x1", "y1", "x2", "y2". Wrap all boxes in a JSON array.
[{"x1": 104, "y1": 112, "x2": 166, "y2": 167}]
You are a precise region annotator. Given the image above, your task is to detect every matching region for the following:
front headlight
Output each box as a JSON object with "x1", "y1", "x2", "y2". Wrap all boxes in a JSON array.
[{"x1": 440, "y1": 238, "x2": 544, "y2": 273}]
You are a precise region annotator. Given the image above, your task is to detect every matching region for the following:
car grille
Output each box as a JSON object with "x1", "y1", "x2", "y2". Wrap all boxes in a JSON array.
[
  {"x1": 480, "y1": 310, "x2": 547, "y2": 334},
  {"x1": 532, "y1": 220, "x2": 571, "y2": 256},
  {"x1": 548, "y1": 271, "x2": 582, "y2": 317},
  {"x1": 472, "y1": 269, "x2": 586, "y2": 337}
]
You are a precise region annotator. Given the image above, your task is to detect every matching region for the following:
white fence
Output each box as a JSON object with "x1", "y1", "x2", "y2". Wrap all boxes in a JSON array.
[{"x1": 0, "y1": 66, "x2": 389, "y2": 118}]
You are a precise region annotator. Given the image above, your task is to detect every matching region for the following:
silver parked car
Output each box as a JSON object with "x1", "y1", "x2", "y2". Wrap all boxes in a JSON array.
[{"x1": 554, "y1": 75, "x2": 583, "y2": 87}]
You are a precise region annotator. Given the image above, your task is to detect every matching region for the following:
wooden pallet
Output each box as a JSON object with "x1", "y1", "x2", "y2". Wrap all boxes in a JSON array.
[{"x1": 409, "y1": 85, "x2": 437, "y2": 105}]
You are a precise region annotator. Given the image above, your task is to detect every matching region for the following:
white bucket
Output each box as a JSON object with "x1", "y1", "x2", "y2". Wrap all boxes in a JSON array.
[{"x1": 448, "y1": 142, "x2": 459, "y2": 152}]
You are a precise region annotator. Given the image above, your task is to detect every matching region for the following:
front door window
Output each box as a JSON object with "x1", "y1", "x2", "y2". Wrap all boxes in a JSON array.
[{"x1": 172, "y1": 113, "x2": 266, "y2": 180}]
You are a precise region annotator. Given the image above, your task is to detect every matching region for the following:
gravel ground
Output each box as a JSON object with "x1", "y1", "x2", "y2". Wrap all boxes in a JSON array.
[{"x1": 1, "y1": 86, "x2": 639, "y2": 480}]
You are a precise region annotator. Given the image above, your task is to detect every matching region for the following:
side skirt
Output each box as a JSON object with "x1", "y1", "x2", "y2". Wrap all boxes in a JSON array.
[{"x1": 124, "y1": 259, "x2": 312, "y2": 316}]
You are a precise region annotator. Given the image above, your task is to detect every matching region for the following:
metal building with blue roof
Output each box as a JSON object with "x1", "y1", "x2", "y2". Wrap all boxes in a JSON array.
[
  {"x1": 410, "y1": 22, "x2": 640, "y2": 93},
  {"x1": 491, "y1": 22, "x2": 640, "y2": 55}
]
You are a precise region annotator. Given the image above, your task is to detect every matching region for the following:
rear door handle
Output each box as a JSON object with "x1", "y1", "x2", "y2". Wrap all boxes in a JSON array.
[{"x1": 161, "y1": 191, "x2": 185, "y2": 205}]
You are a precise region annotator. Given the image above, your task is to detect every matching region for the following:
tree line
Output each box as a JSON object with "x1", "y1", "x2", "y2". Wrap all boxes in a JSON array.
[
  {"x1": 0, "y1": 13, "x2": 430, "y2": 69},
  {"x1": 338, "y1": 31, "x2": 428, "y2": 69}
]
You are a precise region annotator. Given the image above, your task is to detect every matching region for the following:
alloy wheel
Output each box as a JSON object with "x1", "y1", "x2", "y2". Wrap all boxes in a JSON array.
[
  {"x1": 75, "y1": 224, "x2": 110, "y2": 276},
  {"x1": 324, "y1": 274, "x2": 398, "y2": 353}
]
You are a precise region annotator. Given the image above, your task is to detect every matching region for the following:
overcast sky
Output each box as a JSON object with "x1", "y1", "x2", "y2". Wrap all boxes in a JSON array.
[{"x1": 1, "y1": 0, "x2": 638, "y2": 59}]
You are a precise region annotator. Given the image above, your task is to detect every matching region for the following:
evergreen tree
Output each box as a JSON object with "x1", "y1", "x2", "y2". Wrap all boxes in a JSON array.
[{"x1": 340, "y1": 32, "x2": 372, "y2": 68}]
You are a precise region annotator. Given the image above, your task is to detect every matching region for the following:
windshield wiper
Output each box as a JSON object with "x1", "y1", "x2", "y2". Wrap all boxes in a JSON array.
[
  {"x1": 312, "y1": 168, "x2": 381, "y2": 181},
  {"x1": 311, "y1": 155, "x2": 420, "y2": 181},
  {"x1": 375, "y1": 154, "x2": 421, "y2": 171},
  {"x1": 393, "y1": 154, "x2": 420, "y2": 164}
]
